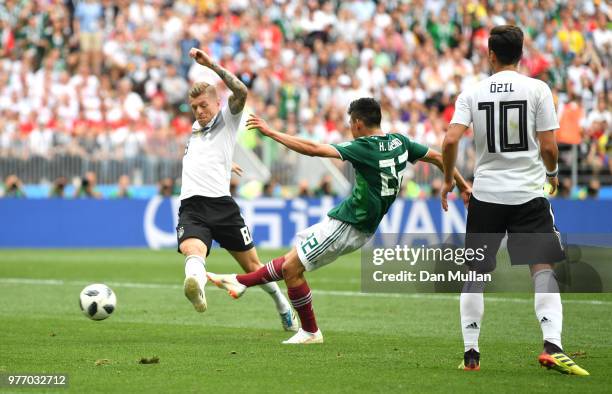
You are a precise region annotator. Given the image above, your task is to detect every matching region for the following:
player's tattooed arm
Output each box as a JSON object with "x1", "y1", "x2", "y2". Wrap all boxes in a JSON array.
[
  {"x1": 189, "y1": 48, "x2": 248, "y2": 114},
  {"x1": 211, "y1": 64, "x2": 248, "y2": 114}
]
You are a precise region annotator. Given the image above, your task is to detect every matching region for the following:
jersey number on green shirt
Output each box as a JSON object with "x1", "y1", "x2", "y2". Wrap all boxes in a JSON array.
[{"x1": 379, "y1": 151, "x2": 408, "y2": 196}]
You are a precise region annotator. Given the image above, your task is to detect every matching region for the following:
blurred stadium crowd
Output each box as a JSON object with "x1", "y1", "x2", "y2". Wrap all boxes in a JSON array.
[{"x1": 0, "y1": 0, "x2": 610, "y2": 199}]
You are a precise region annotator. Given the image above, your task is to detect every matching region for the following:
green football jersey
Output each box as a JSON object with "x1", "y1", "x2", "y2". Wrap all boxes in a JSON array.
[{"x1": 329, "y1": 133, "x2": 429, "y2": 234}]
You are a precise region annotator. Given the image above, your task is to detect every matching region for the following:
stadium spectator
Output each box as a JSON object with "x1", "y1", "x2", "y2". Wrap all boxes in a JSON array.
[
  {"x1": 557, "y1": 177, "x2": 573, "y2": 199},
  {"x1": 112, "y1": 174, "x2": 132, "y2": 199},
  {"x1": 263, "y1": 179, "x2": 280, "y2": 197},
  {"x1": 49, "y1": 176, "x2": 67, "y2": 198},
  {"x1": 430, "y1": 178, "x2": 443, "y2": 198},
  {"x1": 161, "y1": 63, "x2": 190, "y2": 110},
  {"x1": 592, "y1": 12, "x2": 612, "y2": 59},
  {"x1": 557, "y1": 93, "x2": 584, "y2": 145},
  {"x1": 74, "y1": 0, "x2": 104, "y2": 75},
  {"x1": 314, "y1": 175, "x2": 336, "y2": 197},
  {"x1": 587, "y1": 98, "x2": 612, "y2": 134},
  {"x1": 178, "y1": 29, "x2": 201, "y2": 79},
  {"x1": 74, "y1": 171, "x2": 101, "y2": 198},
  {"x1": 2, "y1": 174, "x2": 26, "y2": 198},
  {"x1": 146, "y1": 94, "x2": 171, "y2": 130},
  {"x1": 587, "y1": 178, "x2": 601, "y2": 199},
  {"x1": 297, "y1": 179, "x2": 312, "y2": 198},
  {"x1": 158, "y1": 177, "x2": 174, "y2": 198},
  {"x1": 117, "y1": 78, "x2": 144, "y2": 121}
]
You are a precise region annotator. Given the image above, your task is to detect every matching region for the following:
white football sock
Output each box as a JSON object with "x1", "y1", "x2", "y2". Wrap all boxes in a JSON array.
[
  {"x1": 460, "y1": 280, "x2": 485, "y2": 353},
  {"x1": 533, "y1": 269, "x2": 563, "y2": 349},
  {"x1": 461, "y1": 292, "x2": 484, "y2": 352},
  {"x1": 259, "y1": 282, "x2": 291, "y2": 314},
  {"x1": 185, "y1": 255, "x2": 207, "y2": 286}
]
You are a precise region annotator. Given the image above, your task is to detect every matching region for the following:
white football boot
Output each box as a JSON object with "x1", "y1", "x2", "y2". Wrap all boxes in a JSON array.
[
  {"x1": 280, "y1": 310, "x2": 299, "y2": 332},
  {"x1": 282, "y1": 328, "x2": 324, "y2": 344},
  {"x1": 183, "y1": 276, "x2": 207, "y2": 312},
  {"x1": 207, "y1": 272, "x2": 247, "y2": 299}
]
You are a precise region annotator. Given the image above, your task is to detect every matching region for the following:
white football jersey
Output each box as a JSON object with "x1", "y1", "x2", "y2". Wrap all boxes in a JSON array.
[
  {"x1": 180, "y1": 106, "x2": 243, "y2": 200},
  {"x1": 451, "y1": 70, "x2": 559, "y2": 205}
]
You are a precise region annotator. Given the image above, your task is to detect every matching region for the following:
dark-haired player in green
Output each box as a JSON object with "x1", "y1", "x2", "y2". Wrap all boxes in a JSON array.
[{"x1": 208, "y1": 98, "x2": 471, "y2": 344}]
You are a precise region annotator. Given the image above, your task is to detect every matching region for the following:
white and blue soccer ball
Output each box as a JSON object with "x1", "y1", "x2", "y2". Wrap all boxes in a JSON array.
[{"x1": 79, "y1": 284, "x2": 116, "y2": 320}]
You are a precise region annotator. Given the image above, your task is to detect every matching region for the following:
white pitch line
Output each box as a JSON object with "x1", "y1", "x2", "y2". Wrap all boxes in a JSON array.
[{"x1": 0, "y1": 277, "x2": 610, "y2": 306}]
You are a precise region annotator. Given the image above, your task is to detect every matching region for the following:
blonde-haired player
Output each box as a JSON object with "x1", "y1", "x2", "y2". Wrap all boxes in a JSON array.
[{"x1": 177, "y1": 48, "x2": 297, "y2": 332}]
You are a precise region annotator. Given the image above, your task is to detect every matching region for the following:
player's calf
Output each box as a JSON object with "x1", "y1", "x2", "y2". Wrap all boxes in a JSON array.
[{"x1": 281, "y1": 255, "x2": 320, "y2": 343}]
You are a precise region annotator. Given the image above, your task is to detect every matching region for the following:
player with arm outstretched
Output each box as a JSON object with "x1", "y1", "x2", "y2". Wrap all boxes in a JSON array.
[
  {"x1": 208, "y1": 98, "x2": 471, "y2": 344},
  {"x1": 442, "y1": 26, "x2": 588, "y2": 375},
  {"x1": 178, "y1": 47, "x2": 298, "y2": 332}
]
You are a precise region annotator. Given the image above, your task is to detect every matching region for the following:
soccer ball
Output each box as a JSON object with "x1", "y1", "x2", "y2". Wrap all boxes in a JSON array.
[{"x1": 79, "y1": 284, "x2": 117, "y2": 320}]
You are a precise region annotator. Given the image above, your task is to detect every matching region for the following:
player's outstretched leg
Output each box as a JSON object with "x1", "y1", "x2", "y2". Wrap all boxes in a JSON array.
[
  {"x1": 458, "y1": 279, "x2": 484, "y2": 371},
  {"x1": 227, "y1": 250, "x2": 297, "y2": 332},
  {"x1": 208, "y1": 253, "x2": 287, "y2": 296},
  {"x1": 180, "y1": 239, "x2": 208, "y2": 313},
  {"x1": 533, "y1": 266, "x2": 589, "y2": 376},
  {"x1": 208, "y1": 256, "x2": 285, "y2": 298}
]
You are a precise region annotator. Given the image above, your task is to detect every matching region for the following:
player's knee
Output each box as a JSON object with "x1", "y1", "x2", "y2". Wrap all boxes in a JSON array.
[
  {"x1": 281, "y1": 258, "x2": 304, "y2": 281},
  {"x1": 179, "y1": 238, "x2": 207, "y2": 257},
  {"x1": 281, "y1": 263, "x2": 296, "y2": 281}
]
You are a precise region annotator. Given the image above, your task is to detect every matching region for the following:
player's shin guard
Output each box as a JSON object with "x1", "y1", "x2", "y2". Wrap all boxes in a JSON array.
[
  {"x1": 185, "y1": 255, "x2": 207, "y2": 285},
  {"x1": 288, "y1": 282, "x2": 318, "y2": 333},
  {"x1": 533, "y1": 269, "x2": 563, "y2": 349},
  {"x1": 460, "y1": 280, "x2": 485, "y2": 353},
  {"x1": 236, "y1": 256, "x2": 285, "y2": 287}
]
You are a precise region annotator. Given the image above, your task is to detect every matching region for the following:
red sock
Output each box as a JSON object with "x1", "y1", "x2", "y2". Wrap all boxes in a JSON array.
[
  {"x1": 236, "y1": 256, "x2": 284, "y2": 287},
  {"x1": 288, "y1": 282, "x2": 318, "y2": 333}
]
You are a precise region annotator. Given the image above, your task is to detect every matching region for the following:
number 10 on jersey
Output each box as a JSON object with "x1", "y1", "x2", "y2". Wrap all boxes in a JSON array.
[{"x1": 478, "y1": 100, "x2": 528, "y2": 153}]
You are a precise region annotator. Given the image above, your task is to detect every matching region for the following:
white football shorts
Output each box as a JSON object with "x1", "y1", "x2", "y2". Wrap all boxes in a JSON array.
[{"x1": 295, "y1": 216, "x2": 373, "y2": 271}]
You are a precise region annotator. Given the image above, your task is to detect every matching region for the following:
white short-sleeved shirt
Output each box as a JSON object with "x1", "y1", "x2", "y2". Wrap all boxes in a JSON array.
[
  {"x1": 180, "y1": 106, "x2": 242, "y2": 200},
  {"x1": 451, "y1": 70, "x2": 559, "y2": 205}
]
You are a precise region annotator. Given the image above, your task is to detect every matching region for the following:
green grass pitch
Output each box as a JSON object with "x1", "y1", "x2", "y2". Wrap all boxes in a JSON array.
[{"x1": 0, "y1": 249, "x2": 610, "y2": 393}]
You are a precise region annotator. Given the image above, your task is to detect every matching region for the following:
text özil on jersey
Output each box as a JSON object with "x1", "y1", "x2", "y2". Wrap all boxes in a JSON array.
[{"x1": 490, "y1": 83, "x2": 515, "y2": 93}]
